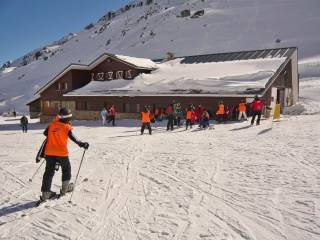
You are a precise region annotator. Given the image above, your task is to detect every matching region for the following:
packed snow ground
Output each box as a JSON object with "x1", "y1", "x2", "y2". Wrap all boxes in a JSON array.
[{"x1": 0, "y1": 80, "x2": 319, "y2": 240}]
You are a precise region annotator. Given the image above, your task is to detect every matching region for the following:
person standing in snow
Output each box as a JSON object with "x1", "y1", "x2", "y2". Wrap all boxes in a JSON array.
[
  {"x1": 100, "y1": 107, "x2": 108, "y2": 126},
  {"x1": 251, "y1": 96, "x2": 264, "y2": 125},
  {"x1": 13, "y1": 108, "x2": 16, "y2": 117},
  {"x1": 154, "y1": 108, "x2": 160, "y2": 121},
  {"x1": 195, "y1": 104, "x2": 203, "y2": 123},
  {"x1": 175, "y1": 102, "x2": 183, "y2": 127},
  {"x1": 107, "y1": 105, "x2": 116, "y2": 126},
  {"x1": 216, "y1": 101, "x2": 225, "y2": 123},
  {"x1": 224, "y1": 105, "x2": 233, "y2": 122},
  {"x1": 40, "y1": 108, "x2": 89, "y2": 201},
  {"x1": 20, "y1": 114, "x2": 28, "y2": 133},
  {"x1": 238, "y1": 100, "x2": 248, "y2": 121},
  {"x1": 141, "y1": 106, "x2": 152, "y2": 135},
  {"x1": 166, "y1": 103, "x2": 174, "y2": 131},
  {"x1": 185, "y1": 107, "x2": 194, "y2": 130}
]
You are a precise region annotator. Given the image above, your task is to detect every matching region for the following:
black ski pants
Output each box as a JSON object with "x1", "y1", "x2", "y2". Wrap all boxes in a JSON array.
[
  {"x1": 22, "y1": 124, "x2": 28, "y2": 133},
  {"x1": 41, "y1": 156, "x2": 71, "y2": 192},
  {"x1": 186, "y1": 119, "x2": 192, "y2": 130},
  {"x1": 141, "y1": 122, "x2": 152, "y2": 135},
  {"x1": 251, "y1": 111, "x2": 262, "y2": 125},
  {"x1": 167, "y1": 114, "x2": 174, "y2": 131},
  {"x1": 176, "y1": 116, "x2": 181, "y2": 127},
  {"x1": 108, "y1": 115, "x2": 115, "y2": 126}
]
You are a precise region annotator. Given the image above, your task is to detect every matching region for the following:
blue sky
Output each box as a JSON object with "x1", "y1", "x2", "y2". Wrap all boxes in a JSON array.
[{"x1": 0, "y1": 0, "x2": 131, "y2": 66}]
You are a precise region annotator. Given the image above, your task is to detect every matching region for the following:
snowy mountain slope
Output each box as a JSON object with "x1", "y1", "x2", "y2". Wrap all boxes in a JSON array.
[
  {"x1": 1, "y1": 0, "x2": 320, "y2": 113},
  {"x1": 0, "y1": 78, "x2": 319, "y2": 240}
]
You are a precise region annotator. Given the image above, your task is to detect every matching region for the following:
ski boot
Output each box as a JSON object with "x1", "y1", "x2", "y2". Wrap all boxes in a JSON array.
[
  {"x1": 36, "y1": 191, "x2": 58, "y2": 206},
  {"x1": 60, "y1": 181, "x2": 74, "y2": 196}
]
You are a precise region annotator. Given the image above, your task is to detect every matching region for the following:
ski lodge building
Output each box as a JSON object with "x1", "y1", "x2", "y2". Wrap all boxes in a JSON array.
[{"x1": 28, "y1": 47, "x2": 299, "y2": 122}]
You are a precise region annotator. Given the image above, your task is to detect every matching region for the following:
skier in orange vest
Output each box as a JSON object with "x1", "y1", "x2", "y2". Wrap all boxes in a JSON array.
[
  {"x1": 238, "y1": 100, "x2": 248, "y2": 120},
  {"x1": 185, "y1": 107, "x2": 194, "y2": 130},
  {"x1": 40, "y1": 108, "x2": 89, "y2": 201},
  {"x1": 141, "y1": 106, "x2": 152, "y2": 135},
  {"x1": 216, "y1": 101, "x2": 225, "y2": 123}
]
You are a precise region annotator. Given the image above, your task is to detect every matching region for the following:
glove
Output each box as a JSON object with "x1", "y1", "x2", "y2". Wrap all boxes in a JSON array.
[{"x1": 79, "y1": 142, "x2": 89, "y2": 149}]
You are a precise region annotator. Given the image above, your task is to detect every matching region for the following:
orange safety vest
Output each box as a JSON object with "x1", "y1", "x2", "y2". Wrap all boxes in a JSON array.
[
  {"x1": 45, "y1": 120, "x2": 72, "y2": 157},
  {"x1": 239, "y1": 103, "x2": 246, "y2": 112},
  {"x1": 186, "y1": 111, "x2": 192, "y2": 120},
  {"x1": 141, "y1": 112, "x2": 151, "y2": 123},
  {"x1": 217, "y1": 104, "x2": 225, "y2": 115}
]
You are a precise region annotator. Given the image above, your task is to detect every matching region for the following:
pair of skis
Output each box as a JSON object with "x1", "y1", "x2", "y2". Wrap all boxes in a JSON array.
[{"x1": 35, "y1": 183, "x2": 74, "y2": 206}]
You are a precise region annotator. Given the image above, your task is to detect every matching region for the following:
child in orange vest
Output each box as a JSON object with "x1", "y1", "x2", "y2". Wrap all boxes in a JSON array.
[
  {"x1": 216, "y1": 101, "x2": 225, "y2": 123},
  {"x1": 40, "y1": 108, "x2": 89, "y2": 201},
  {"x1": 141, "y1": 106, "x2": 152, "y2": 135},
  {"x1": 238, "y1": 100, "x2": 248, "y2": 120},
  {"x1": 185, "y1": 107, "x2": 194, "y2": 130}
]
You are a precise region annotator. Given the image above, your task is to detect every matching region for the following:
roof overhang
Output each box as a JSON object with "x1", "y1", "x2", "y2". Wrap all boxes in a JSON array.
[
  {"x1": 26, "y1": 96, "x2": 41, "y2": 105},
  {"x1": 63, "y1": 93, "x2": 259, "y2": 98}
]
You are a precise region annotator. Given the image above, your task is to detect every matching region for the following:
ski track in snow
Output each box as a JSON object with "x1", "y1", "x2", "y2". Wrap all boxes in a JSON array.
[{"x1": 0, "y1": 82, "x2": 320, "y2": 239}]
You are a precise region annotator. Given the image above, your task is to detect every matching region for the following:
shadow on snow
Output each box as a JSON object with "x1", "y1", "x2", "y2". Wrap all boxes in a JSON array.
[{"x1": 0, "y1": 201, "x2": 38, "y2": 218}]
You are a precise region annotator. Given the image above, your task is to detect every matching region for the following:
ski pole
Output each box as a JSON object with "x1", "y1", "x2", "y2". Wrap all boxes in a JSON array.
[
  {"x1": 29, "y1": 159, "x2": 45, "y2": 182},
  {"x1": 69, "y1": 149, "x2": 86, "y2": 203}
]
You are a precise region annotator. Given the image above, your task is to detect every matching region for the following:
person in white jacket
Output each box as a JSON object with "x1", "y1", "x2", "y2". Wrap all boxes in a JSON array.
[{"x1": 100, "y1": 107, "x2": 108, "y2": 126}]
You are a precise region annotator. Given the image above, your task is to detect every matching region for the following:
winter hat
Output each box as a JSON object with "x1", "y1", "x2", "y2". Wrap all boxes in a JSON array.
[{"x1": 58, "y1": 107, "x2": 72, "y2": 119}]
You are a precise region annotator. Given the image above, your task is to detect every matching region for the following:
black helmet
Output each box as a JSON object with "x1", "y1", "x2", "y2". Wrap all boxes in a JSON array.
[{"x1": 58, "y1": 107, "x2": 72, "y2": 120}]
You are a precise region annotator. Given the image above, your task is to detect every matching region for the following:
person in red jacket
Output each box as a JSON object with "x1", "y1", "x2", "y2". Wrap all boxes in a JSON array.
[
  {"x1": 195, "y1": 104, "x2": 203, "y2": 123},
  {"x1": 251, "y1": 96, "x2": 264, "y2": 125},
  {"x1": 166, "y1": 103, "x2": 174, "y2": 131},
  {"x1": 107, "y1": 105, "x2": 116, "y2": 126}
]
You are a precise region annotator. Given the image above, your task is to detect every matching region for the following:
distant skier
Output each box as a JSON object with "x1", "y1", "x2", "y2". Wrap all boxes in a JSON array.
[
  {"x1": 141, "y1": 106, "x2": 152, "y2": 135},
  {"x1": 216, "y1": 101, "x2": 225, "y2": 123},
  {"x1": 175, "y1": 102, "x2": 183, "y2": 127},
  {"x1": 185, "y1": 107, "x2": 194, "y2": 130},
  {"x1": 195, "y1": 104, "x2": 203, "y2": 123},
  {"x1": 20, "y1": 115, "x2": 28, "y2": 133},
  {"x1": 107, "y1": 105, "x2": 116, "y2": 126},
  {"x1": 40, "y1": 108, "x2": 89, "y2": 201},
  {"x1": 251, "y1": 96, "x2": 264, "y2": 125},
  {"x1": 238, "y1": 100, "x2": 248, "y2": 121},
  {"x1": 100, "y1": 107, "x2": 108, "y2": 126},
  {"x1": 13, "y1": 108, "x2": 16, "y2": 117},
  {"x1": 166, "y1": 103, "x2": 174, "y2": 131}
]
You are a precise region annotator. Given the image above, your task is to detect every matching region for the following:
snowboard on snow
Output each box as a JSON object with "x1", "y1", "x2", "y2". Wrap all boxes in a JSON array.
[{"x1": 36, "y1": 183, "x2": 74, "y2": 207}]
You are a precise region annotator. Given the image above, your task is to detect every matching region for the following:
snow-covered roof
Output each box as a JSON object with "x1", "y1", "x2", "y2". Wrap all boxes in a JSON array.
[
  {"x1": 65, "y1": 57, "x2": 286, "y2": 97},
  {"x1": 115, "y1": 55, "x2": 157, "y2": 69},
  {"x1": 35, "y1": 53, "x2": 157, "y2": 95}
]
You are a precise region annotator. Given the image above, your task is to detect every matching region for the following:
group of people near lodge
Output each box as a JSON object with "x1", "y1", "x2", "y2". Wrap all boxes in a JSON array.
[
  {"x1": 97, "y1": 96, "x2": 264, "y2": 135},
  {"x1": 99, "y1": 96, "x2": 264, "y2": 134}
]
